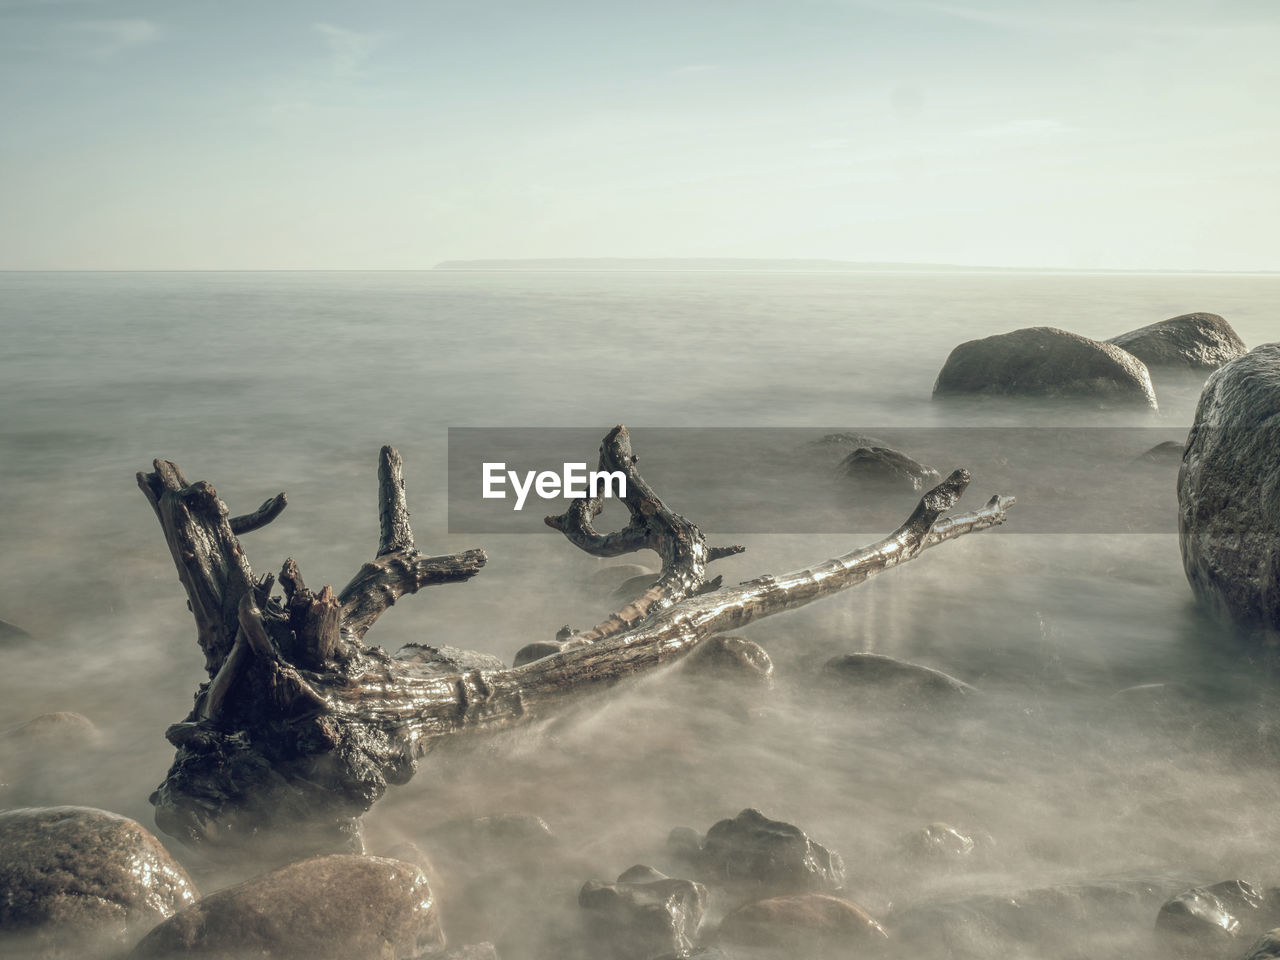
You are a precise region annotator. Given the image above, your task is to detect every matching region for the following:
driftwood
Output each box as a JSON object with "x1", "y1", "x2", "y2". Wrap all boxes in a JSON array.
[{"x1": 139, "y1": 427, "x2": 1013, "y2": 857}]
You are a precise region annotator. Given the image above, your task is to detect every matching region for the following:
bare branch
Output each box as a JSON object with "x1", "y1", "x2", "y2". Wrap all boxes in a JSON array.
[
  {"x1": 338, "y1": 549, "x2": 487, "y2": 640},
  {"x1": 229, "y1": 492, "x2": 288, "y2": 535},
  {"x1": 377, "y1": 445, "x2": 415, "y2": 557}
]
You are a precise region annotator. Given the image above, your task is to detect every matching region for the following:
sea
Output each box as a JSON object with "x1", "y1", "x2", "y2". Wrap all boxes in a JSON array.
[{"x1": 1, "y1": 268, "x2": 1278, "y2": 958}]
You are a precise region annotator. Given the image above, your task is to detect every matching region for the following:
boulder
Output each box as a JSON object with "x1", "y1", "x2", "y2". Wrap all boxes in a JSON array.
[
  {"x1": 932, "y1": 326, "x2": 1157, "y2": 407},
  {"x1": 579, "y1": 866, "x2": 707, "y2": 960},
  {"x1": 717, "y1": 893, "x2": 887, "y2": 949},
  {"x1": 0, "y1": 617, "x2": 33, "y2": 643},
  {"x1": 129, "y1": 854, "x2": 443, "y2": 959},
  {"x1": 1, "y1": 712, "x2": 99, "y2": 749},
  {"x1": 823, "y1": 653, "x2": 976, "y2": 699},
  {"x1": 1108, "y1": 312, "x2": 1247, "y2": 369},
  {"x1": 838, "y1": 446, "x2": 941, "y2": 492},
  {"x1": 1155, "y1": 880, "x2": 1273, "y2": 955},
  {"x1": 681, "y1": 636, "x2": 774, "y2": 689},
  {"x1": 392, "y1": 643, "x2": 506, "y2": 674},
  {"x1": 1178, "y1": 344, "x2": 1280, "y2": 633},
  {"x1": 587, "y1": 564, "x2": 656, "y2": 588},
  {"x1": 0, "y1": 806, "x2": 197, "y2": 959},
  {"x1": 684, "y1": 808, "x2": 845, "y2": 896}
]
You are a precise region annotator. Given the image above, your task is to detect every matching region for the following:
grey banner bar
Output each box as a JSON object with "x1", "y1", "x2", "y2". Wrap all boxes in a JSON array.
[{"x1": 448, "y1": 427, "x2": 1189, "y2": 534}]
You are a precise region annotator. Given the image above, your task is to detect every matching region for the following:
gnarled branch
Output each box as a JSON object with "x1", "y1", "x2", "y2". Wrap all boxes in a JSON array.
[{"x1": 140, "y1": 429, "x2": 1011, "y2": 859}]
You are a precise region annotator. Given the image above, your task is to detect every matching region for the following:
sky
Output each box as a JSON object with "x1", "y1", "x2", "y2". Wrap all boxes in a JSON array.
[{"x1": 0, "y1": 0, "x2": 1277, "y2": 271}]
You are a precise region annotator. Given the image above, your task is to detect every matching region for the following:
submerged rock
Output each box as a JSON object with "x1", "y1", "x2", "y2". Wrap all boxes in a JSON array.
[
  {"x1": 580, "y1": 866, "x2": 707, "y2": 960},
  {"x1": 717, "y1": 893, "x2": 888, "y2": 949},
  {"x1": 932, "y1": 326, "x2": 1158, "y2": 407},
  {"x1": 1135, "y1": 440, "x2": 1186, "y2": 464},
  {"x1": 823, "y1": 653, "x2": 976, "y2": 699},
  {"x1": 681, "y1": 636, "x2": 774, "y2": 689},
  {"x1": 1178, "y1": 344, "x2": 1280, "y2": 633},
  {"x1": 1, "y1": 711, "x2": 99, "y2": 749},
  {"x1": 1244, "y1": 929, "x2": 1280, "y2": 960},
  {"x1": 838, "y1": 446, "x2": 942, "y2": 492},
  {"x1": 1155, "y1": 880, "x2": 1273, "y2": 955},
  {"x1": 0, "y1": 806, "x2": 197, "y2": 959},
  {"x1": 393, "y1": 643, "x2": 506, "y2": 674},
  {"x1": 129, "y1": 854, "x2": 443, "y2": 959},
  {"x1": 682, "y1": 808, "x2": 845, "y2": 896},
  {"x1": 0, "y1": 617, "x2": 33, "y2": 643},
  {"x1": 587, "y1": 564, "x2": 656, "y2": 588},
  {"x1": 901, "y1": 822, "x2": 980, "y2": 861},
  {"x1": 1108, "y1": 312, "x2": 1247, "y2": 370}
]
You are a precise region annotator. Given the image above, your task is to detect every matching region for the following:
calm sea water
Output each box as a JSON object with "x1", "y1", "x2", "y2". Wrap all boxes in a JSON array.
[{"x1": 1, "y1": 269, "x2": 1278, "y2": 958}]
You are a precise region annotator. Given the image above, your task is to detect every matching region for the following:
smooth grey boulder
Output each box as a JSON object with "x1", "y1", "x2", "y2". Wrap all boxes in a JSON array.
[
  {"x1": 933, "y1": 326, "x2": 1158, "y2": 407},
  {"x1": 1155, "y1": 880, "x2": 1272, "y2": 955},
  {"x1": 717, "y1": 893, "x2": 888, "y2": 949},
  {"x1": 0, "y1": 806, "x2": 197, "y2": 959},
  {"x1": 823, "y1": 653, "x2": 976, "y2": 699},
  {"x1": 0, "y1": 617, "x2": 33, "y2": 643},
  {"x1": 1178, "y1": 344, "x2": 1280, "y2": 633},
  {"x1": 1136, "y1": 440, "x2": 1186, "y2": 464},
  {"x1": 838, "y1": 447, "x2": 942, "y2": 492},
  {"x1": 580, "y1": 866, "x2": 707, "y2": 960},
  {"x1": 1109, "y1": 312, "x2": 1247, "y2": 369},
  {"x1": 129, "y1": 854, "x2": 443, "y2": 959},
  {"x1": 680, "y1": 808, "x2": 845, "y2": 896}
]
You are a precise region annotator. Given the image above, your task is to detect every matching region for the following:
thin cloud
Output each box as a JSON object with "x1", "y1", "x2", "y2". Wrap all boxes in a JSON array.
[
  {"x1": 65, "y1": 18, "x2": 159, "y2": 58},
  {"x1": 312, "y1": 22, "x2": 379, "y2": 77}
]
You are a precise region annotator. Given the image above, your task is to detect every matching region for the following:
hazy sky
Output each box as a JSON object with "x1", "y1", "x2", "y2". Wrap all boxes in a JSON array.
[{"x1": 1, "y1": 0, "x2": 1276, "y2": 270}]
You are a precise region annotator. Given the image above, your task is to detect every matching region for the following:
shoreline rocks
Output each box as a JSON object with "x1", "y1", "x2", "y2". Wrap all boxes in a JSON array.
[
  {"x1": 933, "y1": 326, "x2": 1158, "y2": 407},
  {"x1": 0, "y1": 806, "x2": 197, "y2": 959},
  {"x1": 129, "y1": 854, "x2": 443, "y2": 959},
  {"x1": 1178, "y1": 343, "x2": 1280, "y2": 633},
  {"x1": 1108, "y1": 312, "x2": 1247, "y2": 370}
]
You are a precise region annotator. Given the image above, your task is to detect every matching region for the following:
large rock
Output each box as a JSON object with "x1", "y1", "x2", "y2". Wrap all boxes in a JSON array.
[
  {"x1": 1155, "y1": 880, "x2": 1274, "y2": 955},
  {"x1": 717, "y1": 893, "x2": 888, "y2": 949},
  {"x1": 579, "y1": 866, "x2": 707, "y2": 960},
  {"x1": 932, "y1": 326, "x2": 1158, "y2": 407},
  {"x1": 129, "y1": 854, "x2": 443, "y2": 959},
  {"x1": 0, "y1": 806, "x2": 197, "y2": 959},
  {"x1": 1245, "y1": 929, "x2": 1280, "y2": 960},
  {"x1": 838, "y1": 446, "x2": 941, "y2": 492},
  {"x1": 1178, "y1": 344, "x2": 1280, "y2": 633},
  {"x1": 1108, "y1": 312, "x2": 1247, "y2": 369},
  {"x1": 676, "y1": 808, "x2": 845, "y2": 896}
]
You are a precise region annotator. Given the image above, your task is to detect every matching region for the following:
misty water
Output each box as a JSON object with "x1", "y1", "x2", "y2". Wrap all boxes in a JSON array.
[{"x1": 1, "y1": 269, "x2": 1278, "y2": 958}]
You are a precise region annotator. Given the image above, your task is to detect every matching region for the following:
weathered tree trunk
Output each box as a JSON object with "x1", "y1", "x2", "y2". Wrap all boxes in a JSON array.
[{"x1": 139, "y1": 427, "x2": 1013, "y2": 858}]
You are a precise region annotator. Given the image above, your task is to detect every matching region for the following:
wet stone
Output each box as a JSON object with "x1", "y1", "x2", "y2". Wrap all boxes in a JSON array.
[
  {"x1": 579, "y1": 866, "x2": 707, "y2": 960},
  {"x1": 1244, "y1": 929, "x2": 1280, "y2": 960},
  {"x1": 932, "y1": 326, "x2": 1158, "y2": 407},
  {"x1": 588, "y1": 564, "x2": 656, "y2": 588},
  {"x1": 1155, "y1": 880, "x2": 1272, "y2": 954},
  {"x1": 1135, "y1": 440, "x2": 1186, "y2": 464},
  {"x1": 613, "y1": 573, "x2": 661, "y2": 601},
  {"x1": 1108, "y1": 312, "x2": 1248, "y2": 370},
  {"x1": 687, "y1": 808, "x2": 846, "y2": 896},
  {"x1": 0, "y1": 617, "x2": 33, "y2": 644},
  {"x1": 0, "y1": 805, "x2": 198, "y2": 959},
  {"x1": 823, "y1": 653, "x2": 976, "y2": 700},
  {"x1": 0, "y1": 712, "x2": 99, "y2": 749},
  {"x1": 717, "y1": 893, "x2": 888, "y2": 950},
  {"x1": 681, "y1": 636, "x2": 774, "y2": 689},
  {"x1": 901, "y1": 822, "x2": 979, "y2": 861},
  {"x1": 838, "y1": 446, "x2": 942, "y2": 492},
  {"x1": 1178, "y1": 343, "x2": 1280, "y2": 633},
  {"x1": 129, "y1": 854, "x2": 443, "y2": 959}
]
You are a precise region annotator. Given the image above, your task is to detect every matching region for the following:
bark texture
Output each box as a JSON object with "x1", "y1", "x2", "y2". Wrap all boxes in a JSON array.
[{"x1": 139, "y1": 427, "x2": 1012, "y2": 857}]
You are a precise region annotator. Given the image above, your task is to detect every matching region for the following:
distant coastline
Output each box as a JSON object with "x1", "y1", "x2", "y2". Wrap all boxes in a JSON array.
[
  {"x1": 435, "y1": 258, "x2": 1000, "y2": 272},
  {"x1": 432, "y1": 258, "x2": 1275, "y2": 274}
]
